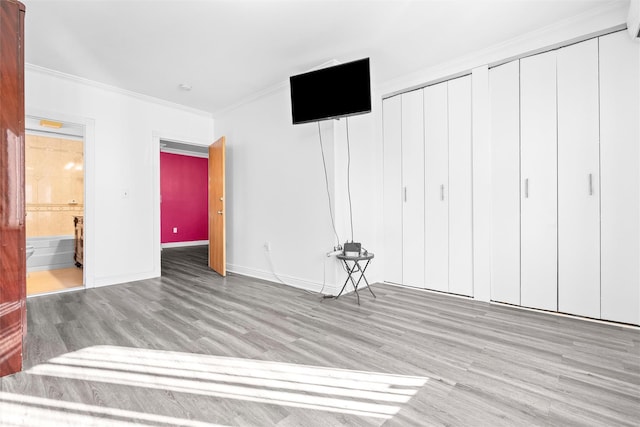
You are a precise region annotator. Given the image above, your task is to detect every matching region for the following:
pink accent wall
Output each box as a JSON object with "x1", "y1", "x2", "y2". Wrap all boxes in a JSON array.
[{"x1": 161, "y1": 152, "x2": 208, "y2": 244}]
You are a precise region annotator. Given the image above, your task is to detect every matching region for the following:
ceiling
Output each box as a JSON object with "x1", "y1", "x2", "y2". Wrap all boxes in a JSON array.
[{"x1": 23, "y1": 0, "x2": 623, "y2": 115}]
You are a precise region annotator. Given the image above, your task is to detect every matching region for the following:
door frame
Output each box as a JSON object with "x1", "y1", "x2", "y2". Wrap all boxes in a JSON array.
[
  {"x1": 26, "y1": 108, "x2": 96, "y2": 290},
  {"x1": 152, "y1": 132, "x2": 211, "y2": 277}
]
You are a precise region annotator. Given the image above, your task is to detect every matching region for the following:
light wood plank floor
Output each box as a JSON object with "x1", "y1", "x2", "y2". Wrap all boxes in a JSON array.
[
  {"x1": 1, "y1": 246, "x2": 638, "y2": 426},
  {"x1": 27, "y1": 267, "x2": 83, "y2": 296}
]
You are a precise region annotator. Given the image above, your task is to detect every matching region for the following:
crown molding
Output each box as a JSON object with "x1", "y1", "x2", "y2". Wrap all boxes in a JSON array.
[
  {"x1": 213, "y1": 59, "x2": 341, "y2": 118},
  {"x1": 213, "y1": 80, "x2": 289, "y2": 118},
  {"x1": 25, "y1": 63, "x2": 214, "y2": 119}
]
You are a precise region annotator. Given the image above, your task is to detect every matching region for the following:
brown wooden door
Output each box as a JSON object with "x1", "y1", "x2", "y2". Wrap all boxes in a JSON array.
[
  {"x1": 0, "y1": 0, "x2": 26, "y2": 378},
  {"x1": 208, "y1": 137, "x2": 226, "y2": 276}
]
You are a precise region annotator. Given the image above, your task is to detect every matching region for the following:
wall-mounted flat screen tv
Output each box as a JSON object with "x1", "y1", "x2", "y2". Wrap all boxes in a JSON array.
[{"x1": 290, "y1": 58, "x2": 371, "y2": 125}]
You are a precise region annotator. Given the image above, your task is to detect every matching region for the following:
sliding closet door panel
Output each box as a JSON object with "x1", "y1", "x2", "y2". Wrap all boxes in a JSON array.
[
  {"x1": 489, "y1": 61, "x2": 521, "y2": 305},
  {"x1": 401, "y1": 90, "x2": 425, "y2": 288},
  {"x1": 520, "y1": 51, "x2": 558, "y2": 312},
  {"x1": 447, "y1": 76, "x2": 473, "y2": 297},
  {"x1": 424, "y1": 82, "x2": 449, "y2": 292},
  {"x1": 600, "y1": 32, "x2": 640, "y2": 325},
  {"x1": 557, "y1": 39, "x2": 600, "y2": 319},
  {"x1": 383, "y1": 96, "x2": 403, "y2": 284}
]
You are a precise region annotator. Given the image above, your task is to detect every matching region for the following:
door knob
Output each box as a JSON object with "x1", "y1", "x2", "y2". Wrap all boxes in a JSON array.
[{"x1": 217, "y1": 210, "x2": 223, "y2": 215}]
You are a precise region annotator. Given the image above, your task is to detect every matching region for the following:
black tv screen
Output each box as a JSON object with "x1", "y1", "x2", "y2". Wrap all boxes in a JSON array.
[{"x1": 290, "y1": 58, "x2": 371, "y2": 125}]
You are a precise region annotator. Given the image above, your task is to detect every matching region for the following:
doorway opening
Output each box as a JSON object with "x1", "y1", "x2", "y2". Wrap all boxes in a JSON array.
[
  {"x1": 25, "y1": 116, "x2": 85, "y2": 296},
  {"x1": 159, "y1": 140, "x2": 209, "y2": 275},
  {"x1": 156, "y1": 136, "x2": 226, "y2": 278}
]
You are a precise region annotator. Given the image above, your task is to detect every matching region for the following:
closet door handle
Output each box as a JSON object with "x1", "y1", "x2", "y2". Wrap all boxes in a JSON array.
[
  {"x1": 588, "y1": 173, "x2": 593, "y2": 196},
  {"x1": 403, "y1": 186, "x2": 407, "y2": 202},
  {"x1": 524, "y1": 179, "x2": 529, "y2": 198},
  {"x1": 440, "y1": 184, "x2": 444, "y2": 201}
]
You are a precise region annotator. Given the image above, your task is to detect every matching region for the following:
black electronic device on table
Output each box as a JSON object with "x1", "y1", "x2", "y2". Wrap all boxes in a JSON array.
[{"x1": 343, "y1": 242, "x2": 361, "y2": 257}]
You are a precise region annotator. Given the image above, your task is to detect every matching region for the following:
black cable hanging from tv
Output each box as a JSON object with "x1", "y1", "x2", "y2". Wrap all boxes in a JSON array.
[{"x1": 317, "y1": 122, "x2": 341, "y2": 245}]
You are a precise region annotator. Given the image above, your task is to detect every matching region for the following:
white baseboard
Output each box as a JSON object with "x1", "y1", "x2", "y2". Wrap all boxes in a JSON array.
[
  {"x1": 226, "y1": 263, "x2": 341, "y2": 296},
  {"x1": 93, "y1": 270, "x2": 158, "y2": 288},
  {"x1": 161, "y1": 240, "x2": 208, "y2": 249}
]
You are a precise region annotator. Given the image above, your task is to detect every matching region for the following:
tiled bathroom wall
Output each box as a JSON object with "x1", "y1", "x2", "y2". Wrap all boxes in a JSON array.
[{"x1": 25, "y1": 134, "x2": 84, "y2": 237}]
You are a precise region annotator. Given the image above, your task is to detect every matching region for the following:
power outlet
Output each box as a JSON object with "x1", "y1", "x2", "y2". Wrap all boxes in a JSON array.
[
  {"x1": 264, "y1": 241, "x2": 271, "y2": 252},
  {"x1": 173, "y1": 227, "x2": 178, "y2": 233}
]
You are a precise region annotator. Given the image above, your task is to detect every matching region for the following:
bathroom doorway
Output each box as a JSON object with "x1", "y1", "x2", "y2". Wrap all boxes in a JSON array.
[{"x1": 25, "y1": 116, "x2": 85, "y2": 296}]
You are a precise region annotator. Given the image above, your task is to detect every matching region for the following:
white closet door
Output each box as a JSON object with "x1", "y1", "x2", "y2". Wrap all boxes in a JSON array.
[
  {"x1": 382, "y1": 96, "x2": 403, "y2": 284},
  {"x1": 520, "y1": 51, "x2": 558, "y2": 312},
  {"x1": 424, "y1": 82, "x2": 449, "y2": 292},
  {"x1": 401, "y1": 90, "x2": 425, "y2": 288},
  {"x1": 557, "y1": 39, "x2": 600, "y2": 319},
  {"x1": 489, "y1": 61, "x2": 521, "y2": 305},
  {"x1": 600, "y1": 32, "x2": 640, "y2": 325},
  {"x1": 448, "y1": 76, "x2": 473, "y2": 296}
]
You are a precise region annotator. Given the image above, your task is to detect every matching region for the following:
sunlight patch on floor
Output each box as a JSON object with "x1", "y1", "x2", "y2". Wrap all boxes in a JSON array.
[
  {"x1": 0, "y1": 392, "x2": 226, "y2": 427},
  {"x1": 25, "y1": 345, "x2": 428, "y2": 420}
]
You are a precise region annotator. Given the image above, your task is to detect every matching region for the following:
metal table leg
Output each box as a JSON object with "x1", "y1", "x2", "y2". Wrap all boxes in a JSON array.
[
  {"x1": 335, "y1": 258, "x2": 375, "y2": 305},
  {"x1": 354, "y1": 259, "x2": 376, "y2": 298}
]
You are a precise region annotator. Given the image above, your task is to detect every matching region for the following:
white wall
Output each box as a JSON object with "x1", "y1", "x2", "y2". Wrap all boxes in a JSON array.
[
  {"x1": 26, "y1": 66, "x2": 214, "y2": 288},
  {"x1": 216, "y1": 86, "x2": 345, "y2": 293},
  {"x1": 215, "y1": 77, "x2": 383, "y2": 294},
  {"x1": 331, "y1": 100, "x2": 383, "y2": 288}
]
